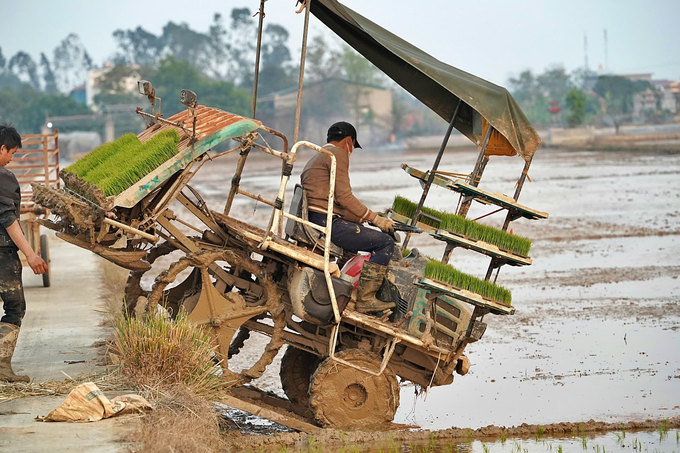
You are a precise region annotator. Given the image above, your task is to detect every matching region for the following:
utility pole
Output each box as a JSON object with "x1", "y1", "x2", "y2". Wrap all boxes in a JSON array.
[
  {"x1": 604, "y1": 29, "x2": 609, "y2": 73},
  {"x1": 584, "y1": 32, "x2": 589, "y2": 69}
]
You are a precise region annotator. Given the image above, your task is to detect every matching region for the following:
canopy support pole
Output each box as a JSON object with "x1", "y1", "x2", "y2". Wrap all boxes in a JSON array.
[
  {"x1": 457, "y1": 125, "x2": 494, "y2": 219},
  {"x1": 293, "y1": 0, "x2": 312, "y2": 144},
  {"x1": 483, "y1": 159, "x2": 532, "y2": 281},
  {"x1": 224, "y1": 1, "x2": 267, "y2": 216},
  {"x1": 402, "y1": 100, "x2": 461, "y2": 250},
  {"x1": 251, "y1": 0, "x2": 266, "y2": 118}
]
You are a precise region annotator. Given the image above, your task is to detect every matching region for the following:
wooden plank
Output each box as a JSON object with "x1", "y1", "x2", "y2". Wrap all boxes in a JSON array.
[
  {"x1": 390, "y1": 212, "x2": 531, "y2": 266},
  {"x1": 218, "y1": 394, "x2": 320, "y2": 433},
  {"x1": 402, "y1": 164, "x2": 548, "y2": 220},
  {"x1": 416, "y1": 277, "x2": 515, "y2": 315}
]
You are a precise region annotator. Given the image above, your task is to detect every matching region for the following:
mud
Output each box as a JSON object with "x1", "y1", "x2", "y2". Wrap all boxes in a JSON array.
[{"x1": 223, "y1": 418, "x2": 680, "y2": 451}]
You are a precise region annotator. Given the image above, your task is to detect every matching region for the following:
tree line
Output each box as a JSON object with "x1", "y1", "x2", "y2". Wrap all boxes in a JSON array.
[{"x1": 508, "y1": 66, "x2": 659, "y2": 130}]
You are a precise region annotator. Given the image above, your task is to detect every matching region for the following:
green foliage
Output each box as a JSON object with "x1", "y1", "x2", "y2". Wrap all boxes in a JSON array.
[
  {"x1": 594, "y1": 75, "x2": 651, "y2": 117},
  {"x1": 0, "y1": 83, "x2": 91, "y2": 134},
  {"x1": 565, "y1": 89, "x2": 587, "y2": 128},
  {"x1": 150, "y1": 56, "x2": 250, "y2": 117},
  {"x1": 392, "y1": 196, "x2": 532, "y2": 256},
  {"x1": 424, "y1": 260, "x2": 512, "y2": 305}
]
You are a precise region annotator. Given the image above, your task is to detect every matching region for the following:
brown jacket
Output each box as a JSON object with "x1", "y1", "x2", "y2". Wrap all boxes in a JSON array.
[{"x1": 300, "y1": 144, "x2": 374, "y2": 224}]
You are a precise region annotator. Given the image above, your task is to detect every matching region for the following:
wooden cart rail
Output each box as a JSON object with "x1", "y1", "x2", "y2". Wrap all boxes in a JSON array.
[{"x1": 7, "y1": 131, "x2": 59, "y2": 212}]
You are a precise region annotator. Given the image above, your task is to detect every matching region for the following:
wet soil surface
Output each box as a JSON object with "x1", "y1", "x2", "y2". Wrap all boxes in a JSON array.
[{"x1": 165, "y1": 146, "x2": 679, "y2": 450}]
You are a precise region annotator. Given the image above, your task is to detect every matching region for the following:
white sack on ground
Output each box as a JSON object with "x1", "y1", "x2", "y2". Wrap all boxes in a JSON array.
[{"x1": 36, "y1": 382, "x2": 152, "y2": 422}]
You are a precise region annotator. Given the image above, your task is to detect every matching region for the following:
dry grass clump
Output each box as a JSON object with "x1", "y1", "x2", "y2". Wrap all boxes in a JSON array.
[
  {"x1": 392, "y1": 196, "x2": 532, "y2": 256},
  {"x1": 128, "y1": 386, "x2": 228, "y2": 453},
  {"x1": 424, "y1": 259, "x2": 512, "y2": 305},
  {"x1": 0, "y1": 370, "x2": 126, "y2": 403},
  {"x1": 111, "y1": 310, "x2": 224, "y2": 397},
  {"x1": 64, "y1": 129, "x2": 181, "y2": 197}
]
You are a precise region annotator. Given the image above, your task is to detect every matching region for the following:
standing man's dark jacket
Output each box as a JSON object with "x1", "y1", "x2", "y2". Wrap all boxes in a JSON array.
[{"x1": 0, "y1": 166, "x2": 21, "y2": 249}]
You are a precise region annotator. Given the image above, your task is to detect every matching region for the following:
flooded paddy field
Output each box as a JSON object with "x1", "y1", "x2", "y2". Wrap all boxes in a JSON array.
[{"x1": 182, "y1": 144, "x2": 679, "y2": 450}]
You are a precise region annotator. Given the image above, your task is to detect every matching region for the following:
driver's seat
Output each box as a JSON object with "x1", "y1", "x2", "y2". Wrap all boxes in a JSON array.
[{"x1": 285, "y1": 184, "x2": 344, "y2": 257}]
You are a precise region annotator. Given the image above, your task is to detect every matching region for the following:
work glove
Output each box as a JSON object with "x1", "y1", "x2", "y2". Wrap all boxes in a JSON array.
[{"x1": 371, "y1": 215, "x2": 395, "y2": 234}]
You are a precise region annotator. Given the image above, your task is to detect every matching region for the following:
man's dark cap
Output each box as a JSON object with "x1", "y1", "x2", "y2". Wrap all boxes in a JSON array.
[{"x1": 327, "y1": 121, "x2": 361, "y2": 149}]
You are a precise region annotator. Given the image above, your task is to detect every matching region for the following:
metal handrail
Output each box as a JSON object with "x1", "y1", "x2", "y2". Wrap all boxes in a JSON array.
[{"x1": 259, "y1": 140, "x2": 341, "y2": 324}]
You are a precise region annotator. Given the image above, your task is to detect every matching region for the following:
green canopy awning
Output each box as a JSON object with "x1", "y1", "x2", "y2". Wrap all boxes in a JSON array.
[{"x1": 310, "y1": 0, "x2": 541, "y2": 162}]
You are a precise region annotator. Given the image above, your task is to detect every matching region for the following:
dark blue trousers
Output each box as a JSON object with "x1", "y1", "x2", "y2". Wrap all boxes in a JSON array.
[{"x1": 308, "y1": 212, "x2": 395, "y2": 265}]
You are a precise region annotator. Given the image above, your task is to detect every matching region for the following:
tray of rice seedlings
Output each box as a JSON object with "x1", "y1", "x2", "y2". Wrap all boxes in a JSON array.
[
  {"x1": 60, "y1": 130, "x2": 180, "y2": 205},
  {"x1": 391, "y1": 196, "x2": 532, "y2": 259},
  {"x1": 85, "y1": 129, "x2": 180, "y2": 197},
  {"x1": 419, "y1": 260, "x2": 514, "y2": 315}
]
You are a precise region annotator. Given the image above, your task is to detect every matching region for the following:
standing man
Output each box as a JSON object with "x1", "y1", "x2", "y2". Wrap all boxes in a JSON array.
[
  {"x1": 0, "y1": 124, "x2": 48, "y2": 382},
  {"x1": 301, "y1": 121, "x2": 396, "y2": 314}
]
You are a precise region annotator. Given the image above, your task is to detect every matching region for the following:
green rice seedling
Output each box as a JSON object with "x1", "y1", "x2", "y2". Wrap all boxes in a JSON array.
[
  {"x1": 424, "y1": 259, "x2": 512, "y2": 305},
  {"x1": 391, "y1": 196, "x2": 532, "y2": 256},
  {"x1": 557, "y1": 446, "x2": 563, "y2": 453},
  {"x1": 500, "y1": 432, "x2": 507, "y2": 444},
  {"x1": 581, "y1": 436, "x2": 587, "y2": 449},
  {"x1": 482, "y1": 444, "x2": 489, "y2": 453},
  {"x1": 88, "y1": 129, "x2": 180, "y2": 196},
  {"x1": 64, "y1": 133, "x2": 141, "y2": 178}
]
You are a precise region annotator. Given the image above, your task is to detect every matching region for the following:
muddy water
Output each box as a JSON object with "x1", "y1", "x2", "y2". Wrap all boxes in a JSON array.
[{"x1": 182, "y1": 146, "x2": 679, "y2": 433}]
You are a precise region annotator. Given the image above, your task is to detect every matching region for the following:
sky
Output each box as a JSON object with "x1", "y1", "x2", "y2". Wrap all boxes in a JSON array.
[{"x1": 2, "y1": 0, "x2": 680, "y2": 87}]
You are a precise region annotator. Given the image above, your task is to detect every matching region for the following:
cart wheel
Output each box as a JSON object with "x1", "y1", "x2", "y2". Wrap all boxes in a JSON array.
[
  {"x1": 40, "y1": 234, "x2": 50, "y2": 288},
  {"x1": 309, "y1": 349, "x2": 400, "y2": 429},
  {"x1": 279, "y1": 346, "x2": 322, "y2": 411}
]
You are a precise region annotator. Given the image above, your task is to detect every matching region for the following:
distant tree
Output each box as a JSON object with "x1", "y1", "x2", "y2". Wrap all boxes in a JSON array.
[
  {"x1": 40, "y1": 53, "x2": 58, "y2": 94},
  {"x1": 53, "y1": 34, "x2": 93, "y2": 92},
  {"x1": 8, "y1": 52, "x2": 40, "y2": 90},
  {"x1": 593, "y1": 75, "x2": 651, "y2": 133},
  {"x1": 112, "y1": 26, "x2": 165, "y2": 67},
  {"x1": 0, "y1": 48, "x2": 6, "y2": 71},
  {"x1": 305, "y1": 35, "x2": 342, "y2": 82},
  {"x1": 151, "y1": 56, "x2": 250, "y2": 117},
  {"x1": 161, "y1": 22, "x2": 213, "y2": 73},
  {"x1": 256, "y1": 24, "x2": 296, "y2": 95},
  {"x1": 228, "y1": 8, "x2": 257, "y2": 88},
  {"x1": 536, "y1": 66, "x2": 573, "y2": 103},
  {"x1": 565, "y1": 89, "x2": 587, "y2": 128},
  {"x1": 93, "y1": 64, "x2": 143, "y2": 107},
  {"x1": 0, "y1": 84, "x2": 90, "y2": 133},
  {"x1": 508, "y1": 70, "x2": 538, "y2": 105},
  {"x1": 570, "y1": 67, "x2": 598, "y2": 91}
]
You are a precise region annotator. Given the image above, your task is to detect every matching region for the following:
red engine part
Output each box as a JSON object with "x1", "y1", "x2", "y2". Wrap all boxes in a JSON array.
[{"x1": 340, "y1": 254, "x2": 371, "y2": 290}]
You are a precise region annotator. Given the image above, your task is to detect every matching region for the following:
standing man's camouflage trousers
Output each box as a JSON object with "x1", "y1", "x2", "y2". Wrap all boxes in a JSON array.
[{"x1": 0, "y1": 248, "x2": 25, "y2": 327}]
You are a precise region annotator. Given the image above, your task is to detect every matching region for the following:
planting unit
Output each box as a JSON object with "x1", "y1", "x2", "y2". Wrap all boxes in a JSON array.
[{"x1": 29, "y1": 0, "x2": 549, "y2": 432}]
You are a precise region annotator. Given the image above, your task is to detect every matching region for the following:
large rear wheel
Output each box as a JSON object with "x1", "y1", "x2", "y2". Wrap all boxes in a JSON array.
[
  {"x1": 309, "y1": 349, "x2": 400, "y2": 429},
  {"x1": 279, "y1": 346, "x2": 322, "y2": 410}
]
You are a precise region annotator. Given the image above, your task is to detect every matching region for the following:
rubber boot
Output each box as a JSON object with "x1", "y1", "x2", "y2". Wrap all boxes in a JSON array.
[
  {"x1": 355, "y1": 261, "x2": 396, "y2": 314},
  {"x1": 0, "y1": 322, "x2": 30, "y2": 382}
]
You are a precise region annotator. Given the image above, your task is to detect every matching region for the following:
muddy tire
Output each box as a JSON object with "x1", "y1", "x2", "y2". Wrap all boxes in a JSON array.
[
  {"x1": 309, "y1": 349, "x2": 400, "y2": 429},
  {"x1": 279, "y1": 346, "x2": 321, "y2": 409}
]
